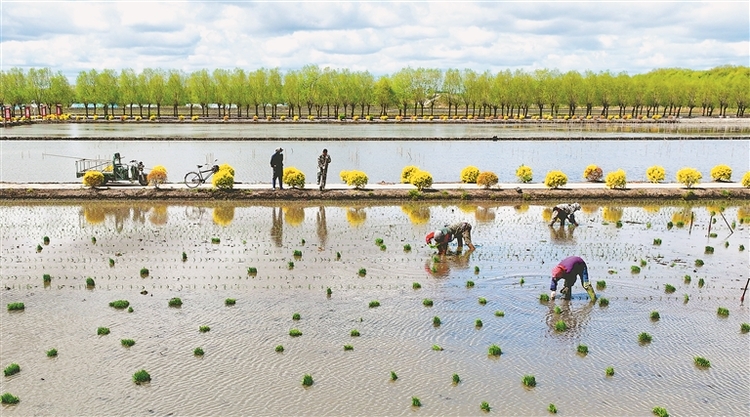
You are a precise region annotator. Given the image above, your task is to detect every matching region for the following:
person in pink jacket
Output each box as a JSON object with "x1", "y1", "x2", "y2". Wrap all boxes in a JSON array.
[{"x1": 550, "y1": 256, "x2": 596, "y2": 301}]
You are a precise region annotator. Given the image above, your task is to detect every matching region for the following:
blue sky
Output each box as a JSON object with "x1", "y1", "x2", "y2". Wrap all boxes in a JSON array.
[{"x1": 2, "y1": 1, "x2": 748, "y2": 80}]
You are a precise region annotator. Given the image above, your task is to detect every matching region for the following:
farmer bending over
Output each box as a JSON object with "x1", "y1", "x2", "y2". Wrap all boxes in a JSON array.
[
  {"x1": 550, "y1": 203, "x2": 581, "y2": 226},
  {"x1": 550, "y1": 256, "x2": 596, "y2": 301},
  {"x1": 425, "y1": 221, "x2": 476, "y2": 254}
]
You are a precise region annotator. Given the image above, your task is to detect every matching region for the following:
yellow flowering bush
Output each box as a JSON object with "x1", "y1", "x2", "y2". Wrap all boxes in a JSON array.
[
  {"x1": 147, "y1": 165, "x2": 168, "y2": 188},
  {"x1": 283, "y1": 167, "x2": 306, "y2": 189},
  {"x1": 742, "y1": 171, "x2": 750, "y2": 188},
  {"x1": 605, "y1": 169, "x2": 627, "y2": 189},
  {"x1": 178, "y1": 115, "x2": 185, "y2": 121},
  {"x1": 646, "y1": 166, "x2": 665, "y2": 183},
  {"x1": 342, "y1": 170, "x2": 368, "y2": 189},
  {"x1": 192, "y1": 115, "x2": 199, "y2": 121},
  {"x1": 476, "y1": 171, "x2": 499, "y2": 189},
  {"x1": 710, "y1": 164, "x2": 732, "y2": 182},
  {"x1": 583, "y1": 164, "x2": 603, "y2": 182},
  {"x1": 516, "y1": 165, "x2": 533, "y2": 183},
  {"x1": 544, "y1": 170, "x2": 568, "y2": 189},
  {"x1": 149, "y1": 115, "x2": 156, "y2": 121},
  {"x1": 212, "y1": 168, "x2": 234, "y2": 190},
  {"x1": 409, "y1": 170, "x2": 433, "y2": 191},
  {"x1": 218, "y1": 164, "x2": 235, "y2": 177},
  {"x1": 676, "y1": 167, "x2": 702, "y2": 188},
  {"x1": 460, "y1": 166, "x2": 480, "y2": 183},
  {"x1": 401, "y1": 166, "x2": 419, "y2": 184},
  {"x1": 82, "y1": 171, "x2": 104, "y2": 188}
]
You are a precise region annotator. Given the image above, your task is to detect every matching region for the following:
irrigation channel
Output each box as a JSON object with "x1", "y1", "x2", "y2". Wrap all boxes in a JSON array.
[{"x1": 1, "y1": 201, "x2": 748, "y2": 416}]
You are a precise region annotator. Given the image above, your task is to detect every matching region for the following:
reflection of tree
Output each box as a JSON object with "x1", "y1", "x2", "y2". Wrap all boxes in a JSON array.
[
  {"x1": 457, "y1": 204, "x2": 476, "y2": 213},
  {"x1": 346, "y1": 207, "x2": 367, "y2": 227},
  {"x1": 271, "y1": 207, "x2": 283, "y2": 247},
  {"x1": 316, "y1": 207, "x2": 328, "y2": 247},
  {"x1": 602, "y1": 206, "x2": 623, "y2": 223},
  {"x1": 581, "y1": 205, "x2": 599, "y2": 215},
  {"x1": 549, "y1": 224, "x2": 576, "y2": 244},
  {"x1": 148, "y1": 205, "x2": 168, "y2": 226},
  {"x1": 642, "y1": 205, "x2": 660, "y2": 214},
  {"x1": 739, "y1": 206, "x2": 750, "y2": 222},
  {"x1": 81, "y1": 204, "x2": 130, "y2": 230},
  {"x1": 401, "y1": 204, "x2": 430, "y2": 224},
  {"x1": 132, "y1": 205, "x2": 149, "y2": 224},
  {"x1": 475, "y1": 205, "x2": 495, "y2": 223},
  {"x1": 544, "y1": 299, "x2": 594, "y2": 337},
  {"x1": 83, "y1": 206, "x2": 105, "y2": 224},
  {"x1": 425, "y1": 252, "x2": 472, "y2": 278},
  {"x1": 541, "y1": 207, "x2": 553, "y2": 223},
  {"x1": 283, "y1": 206, "x2": 305, "y2": 226},
  {"x1": 705, "y1": 205, "x2": 723, "y2": 216},
  {"x1": 513, "y1": 204, "x2": 529, "y2": 214},
  {"x1": 671, "y1": 208, "x2": 693, "y2": 225},
  {"x1": 213, "y1": 205, "x2": 235, "y2": 226}
]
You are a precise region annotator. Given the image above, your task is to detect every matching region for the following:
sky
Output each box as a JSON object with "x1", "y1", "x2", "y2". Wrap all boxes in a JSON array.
[{"x1": 1, "y1": 1, "x2": 748, "y2": 81}]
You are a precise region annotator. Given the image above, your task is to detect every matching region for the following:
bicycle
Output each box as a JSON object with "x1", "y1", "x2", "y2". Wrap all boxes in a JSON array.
[{"x1": 184, "y1": 161, "x2": 220, "y2": 188}]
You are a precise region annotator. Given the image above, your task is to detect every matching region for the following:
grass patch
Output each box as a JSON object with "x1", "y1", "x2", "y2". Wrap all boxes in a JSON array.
[
  {"x1": 694, "y1": 356, "x2": 710, "y2": 368},
  {"x1": 247, "y1": 267, "x2": 257, "y2": 276},
  {"x1": 7, "y1": 303, "x2": 24, "y2": 311},
  {"x1": 411, "y1": 397, "x2": 421, "y2": 407},
  {"x1": 289, "y1": 328, "x2": 302, "y2": 337},
  {"x1": 343, "y1": 344, "x2": 354, "y2": 351},
  {"x1": 554, "y1": 320, "x2": 567, "y2": 332},
  {"x1": 475, "y1": 319, "x2": 483, "y2": 328},
  {"x1": 86, "y1": 277, "x2": 95, "y2": 287},
  {"x1": 631, "y1": 265, "x2": 641, "y2": 273},
  {"x1": 650, "y1": 311, "x2": 660, "y2": 320},
  {"x1": 452, "y1": 373, "x2": 460, "y2": 384},
  {"x1": 577, "y1": 344, "x2": 589, "y2": 355},
  {"x1": 225, "y1": 298, "x2": 236, "y2": 305},
  {"x1": 488, "y1": 344, "x2": 502, "y2": 356},
  {"x1": 432, "y1": 344, "x2": 443, "y2": 351},
  {"x1": 390, "y1": 371, "x2": 398, "y2": 381},
  {"x1": 139, "y1": 267, "x2": 149, "y2": 278},
  {"x1": 1, "y1": 393, "x2": 20, "y2": 404},
  {"x1": 717, "y1": 307, "x2": 729, "y2": 317},
  {"x1": 109, "y1": 300, "x2": 129, "y2": 309},
  {"x1": 664, "y1": 284, "x2": 676, "y2": 293},
  {"x1": 639, "y1": 332, "x2": 653, "y2": 344},
  {"x1": 554, "y1": 305, "x2": 562, "y2": 314},
  {"x1": 302, "y1": 374, "x2": 314, "y2": 387},
  {"x1": 3, "y1": 363, "x2": 20, "y2": 377},
  {"x1": 97, "y1": 327, "x2": 110, "y2": 335},
  {"x1": 466, "y1": 280, "x2": 475, "y2": 288},
  {"x1": 433, "y1": 316, "x2": 441, "y2": 326},
  {"x1": 168, "y1": 297, "x2": 182, "y2": 307},
  {"x1": 275, "y1": 345, "x2": 284, "y2": 352},
  {"x1": 653, "y1": 238, "x2": 662, "y2": 245},
  {"x1": 132, "y1": 369, "x2": 151, "y2": 384},
  {"x1": 539, "y1": 293, "x2": 550, "y2": 302},
  {"x1": 478, "y1": 297, "x2": 487, "y2": 305},
  {"x1": 480, "y1": 401, "x2": 491, "y2": 412},
  {"x1": 605, "y1": 366, "x2": 615, "y2": 376},
  {"x1": 211, "y1": 237, "x2": 220, "y2": 244},
  {"x1": 522, "y1": 374, "x2": 536, "y2": 387},
  {"x1": 596, "y1": 280, "x2": 606, "y2": 289},
  {"x1": 403, "y1": 244, "x2": 411, "y2": 251},
  {"x1": 368, "y1": 300, "x2": 380, "y2": 308},
  {"x1": 741, "y1": 323, "x2": 750, "y2": 333},
  {"x1": 652, "y1": 406, "x2": 669, "y2": 417},
  {"x1": 350, "y1": 329, "x2": 360, "y2": 337},
  {"x1": 695, "y1": 259, "x2": 704, "y2": 267},
  {"x1": 599, "y1": 297, "x2": 609, "y2": 307},
  {"x1": 358, "y1": 268, "x2": 367, "y2": 276},
  {"x1": 121, "y1": 339, "x2": 135, "y2": 347},
  {"x1": 194, "y1": 347, "x2": 204, "y2": 356},
  {"x1": 494, "y1": 310, "x2": 505, "y2": 317},
  {"x1": 199, "y1": 325, "x2": 210, "y2": 333},
  {"x1": 412, "y1": 282, "x2": 421, "y2": 289},
  {"x1": 46, "y1": 348, "x2": 57, "y2": 357},
  {"x1": 422, "y1": 299, "x2": 433, "y2": 307}
]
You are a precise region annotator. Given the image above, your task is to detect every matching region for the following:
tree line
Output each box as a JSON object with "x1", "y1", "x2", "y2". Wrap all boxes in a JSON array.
[{"x1": 1, "y1": 65, "x2": 747, "y2": 119}]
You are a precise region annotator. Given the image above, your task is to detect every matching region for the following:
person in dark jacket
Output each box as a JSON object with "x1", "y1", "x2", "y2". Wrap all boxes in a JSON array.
[
  {"x1": 549, "y1": 203, "x2": 581, "y2": 226},
  {"x1": 317, "y1": 149, "x2": 331, "y2": 191},
  {"x1": 550, "y1": 256, "x2": 596, "y2": 301},
  {"x1": 270, "y1": 148, "x2": 284, "y2": 190}
]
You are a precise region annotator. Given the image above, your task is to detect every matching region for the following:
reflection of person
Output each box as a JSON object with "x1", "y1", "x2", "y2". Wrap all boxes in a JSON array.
[
  {"x1": 270, "y1": 148, "x2": 284, "y2": 190},
  {"x1": 271, "y1": 207, "x2": 283, "y2": 247},
  {"x1": 316, "y1": 206, "x2": 328, "y2": 247},
  {"x1": 549, "y1": 224, "x2": 576, "y2": 243},
  {"x1": 425, "y1": 221, "x2": 476, "y2": 254},
  {"x1": 317, "y1": 149, "x2": 331, "y2": 191},
  {"x1": 550, "y1": 203, "x2": 581, "y2": 226},
  {"x1": 550, "y1": 256, "x2": 596, "y2": 301},
  {"x1": 425, "y1": 250, "x2": 472, "y2": 277}
]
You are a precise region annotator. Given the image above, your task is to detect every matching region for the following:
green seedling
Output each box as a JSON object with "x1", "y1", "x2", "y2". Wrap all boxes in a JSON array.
[
  {"x1": 168, "y1": 297, "x2": 182, "y2": 307},
  {"x1": 474, "y1": 266, "x2": 480, "y2": 274},
  {"x1": 664, "y1": 284, "x2": 676, "y2": 293},
  {"x1": 211, "y1": 237, "x2": 220, "y2": 244},
  {"x1": 292, "y1": 313, "x2": 301, "y2": 321},
  {"x1": 199, "y1": 326, "x2": 210, "y2": 333},
  {"x1": 326, "y1": 287, "x2": 332, "y2": 296},
  {"x1": 109, "y1": 300, "x2": 129, "y2": 309},
  {"x1": 368, "y1": 300, "x2": 380, "y2": 308},
  {"x1": 336, "y1": 252, "x2": 341, "y2": 259},
  {"x1": 86, "y1": 277, "x2": 95, "y2": 287},
  {"x1": 302, "y1": 374, "x2": 314, "y2": 387},
  {"x1": 390, "y1": 371, "x2": 398, "y2": 381},
  {"x1": 247, "y1": 267, "x2": 257, "y2": 276},
  {"x1": 480, "y1": 401, "x2": 491, "y2": 412},
  {"x1": 343, "y1": 344, "x2": 354, "y2": 351},
  {"x1": 91, "y1": 236, "x2": 97, "y2": 244},
  {"x1": 478, "y1": 297, "x2": 487, "y2": 305},
  {"x1": 127, "y1": 307, "x2": 133, "y2": 313},
  {"x1": 121, "y1": 339, "x2": 135, "y2": 347},
  {"x1": 577, "y1": 344, "x2": 588, "y2": 355},
  {"x1": 475, "y1": 319, "x2": 483, "y2": 328},
  {"x1": 358, "y1": 268, "x2": 367, "y2": 276},
  {"x1": 599, "y1": 297, "x2": 610, "y2": 307},
  {"x1": 293, "y1": 250, "x2": 302, "y2": 257},
  {"x1": 43, "y1": 236, "x2": 50, "y2": 245},
  {"x1": 412, "y1": 397, "x2": 421, "y2": 407},
  {"x1": 433, "y1": 316, "x2": 441, "y2": 326},
  {"x1": 422, "y1": 299, "x2": 433, "y2": 307},
  {"x1": 4, "y1": 363, "x2": 20, "y2": 377},
  {"x1": 650, "y1": 311, "x2": 660, "y2": 320},
  {"x1": 36, "y1": 244, "x2": 43, "y2": 252},
  {"x1": 109, "y1": 258, "x2": 115, "y2": 267},
  {"x1": 647, "y1": 222, "x2": 652, "y2": 229},
  {"x1": 596, "y1": 280, "x2": 606, "y2": 289},
  {"x1": 653, "y1": 238, "x2": 662, "y2": 245},
  {"x1": 1, "y1": 393, "x2": 20, "y2": 404},
  {"x1": 667, "y1": 221, "x2": 673, "y2": 230},
  {"x1": 466, "y1": 280, "x2": 475, "y2": 288},
  {"x1": 494, "y1": 310, "x2": 505, "y2": 317},
  {"x1": 616, "y1": 220, "x2": 623, "y2": 228},
  {"x1": 225, "y1": 298, "x2": 236, "y2": 305},
  {"x1": 709, "y1": 232, "x2": 718, "y2": 238},
  {"x1": 488, "y1": 344, "x2": 502, "y2": 356},
  {"x1": 519, "y1": 278, "x2": 525, "y2": 285},
  {"x1": 412, "y1": 282, "x2": 421, "y2": 289},
  {"x1": 432, "y1": 344, "x2": 443, "y2": 351},
  {"x1": 46, "y1": 348, "x2": 57, "y2": 357},
  {"x1": 432, "y1": 255, "x2": 440, "y2": 263},
  {"x1": 403, "y1": 244, "x2": 411, "y2": 251},
  {"x1": 539, "y1": 293, "x2": 550, "y2": 302},
  {"x1": 640, "y1": 259, "x2": 647, "y2": 267},
  {"x1": 555, "y1": 320, "x2": 567, "y2": 332},
  {"x1": 554, "y1": 305, "x2": 562, "y2": 314},
  {"x1": 740, "y1": 244, "x2": 746, "y2": 251},
  {"x1": 380, "y1": 244, "x2": 387, "y2": 251},
  {"x1": 430, "y1": 265, "x2": 438, "y2": 273},
  {"x1": 694, "y1": 356, "x2": 710, "y2": 368},
  {"x1": 695, "y1": 259, "x2": 704, "y2": 266},
  {"x1": 43, "y1": 274, "x2": 51, "y2": 283},
  {"x1": 683, "y1": 294, "x2": 690, "y2": 303},
  {"x1": 741, "y1": 323, "x2": 750, "y2": 333},
  {"x1": 194, "y1": 347, "x2": 204, "y2": 356},
  {"x1": 139, "y1": 268, "x2": 149, "y2": 278},
  {"x1": 300, "y1": 238, "x2": 305, "y2": 245},
  {"x1": 631, "y1": 265, "x2": 641, "y2": 273},
  {"x1": 289, "y1": 329, "x2": 302, "y2": 337},
  {"x1": 724, "y1": 241, "x2": 730, "y2": 248},
  {"x1": 452, "y1": 373, "x2": 460, "y2": 384},
  {"x1": 7, "y1": 303, "x2": 24, "y2": 311},
  {"x1": 676, "y1": 221, "x2": 685, "y2": 228},
  {"x1": 639, "y1": 332, "x2": 653, "y2": 343},
  {"x1": 522, "y1": 374, "x2": 536, "y2": 387},
  {"x1": 275, "y1": 345, "x2": 284, "y2": 352},
  {"x1": 287, "y1": 261, "x2": 294, "y2": 269},
  {"x1": 717, "y1": 307, "x2": 729, "y2": 317},
  {"x1": 704, "y1": 246, "x2": 714, "y2": 254},
  {"x1": 350, "y1": 329, "x2": 360, "y2": 337},
  {"x1": 375, "y1": 238, "x2": 384, "y2": 245},
  {"x1": 548, "y1": 403, "x2": 558, "y2": 414},
  {"x1": 133, "y1": 369, "x2": 151, "y2": 384},
  {"x1": 698, "y1": 278, "x2": 705, "y2": 288},
  {"x1": 182, "y1": 252, "x2": 187, "y2": 261},
  {"x1": 684, "y1": 275, "x2": 691, "y2": 284},
  {"x1": 605, "y1": 366, "x2": 615, "y2": 376},
  {"x1": 652, "y1": 407, "x2": 669, "y2": 417},
  {"x1": 97, "y1": 327, "x2": 110, "y2": 335}
]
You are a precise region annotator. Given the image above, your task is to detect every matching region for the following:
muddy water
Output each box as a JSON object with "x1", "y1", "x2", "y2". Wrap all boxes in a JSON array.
[{"x1": 1, "y1": 202, "x2": 748, "y2": 416}]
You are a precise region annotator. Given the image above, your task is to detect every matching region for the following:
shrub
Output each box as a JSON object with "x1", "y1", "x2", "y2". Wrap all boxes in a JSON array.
[
  {"x1": 212, "y1": 167, "x2": 235, "y2": 190},
  {"x1": 302, "y1": 374, "x2": 314, "y2": 386},
  {"x1": 676, "y1": 167, "x2": 702, "y2": 188},
  {"x1": 639, "y1": 332, "x2": 652, "y2": 343},
  {"x1": 646, "y1": 166, "x2": 666, "y2": 183},
  {"x1": 401, "y1": 165, "x2": 419, "y2": 183},
  {"x1": 742, "y1": 171, "x2": 750, "y2": 188},
  {"x1": 97, "y1": 327, "x2": 110, "y2": 335},
  {"x1": 653, "y1": 407, "x2": 669, "y2": 417},
  {"x1": 194, "y1": 347, "x2": 204, "y2": 356},
  {"x1": 516, "y1": 165, "x2": 533, "y2": 183},
  {"x1": 461, "y1": 166, "x2": 480, "y2": 183},
  {"x1": 109, "y1": 300, "x2": 130, "y2": 309},
  {"x1": 476, "y1": 171, "x2": 499, "y2": 189},
  {"x1": 218, "y1": 163, "x2": 235, "y2": 176},
  {"x1": 488, "y1": 344, "x2": 502, "y2": 356},
  {"x1": 710, "y1": 164, "x2": 732, "y2": 181},
  {"x1": 133, "y1": 369, "x2": 151, "y2": 384},
  {"x1": 147, "y1": 165, "x2": 168, "y2": 188},
  {"x1": 343, "y1": 170, "x2": 368, "y2": 189},
  {"x1": 544, "y1": 170, "x2": 568, "y2": 188},
  {"x1": 121, "y1": 339, "x2": 135, "y2": 347},
  {"x1": 4, "y1": 363, "x2": 20, "y2": 376},
  {"x1": 605, "y1": 367, "x2": 615, "y2": 376},
  {"x1": 605, "y1": 169, "x2": 627, "y2": 189},
  {"x1": 410, "y1": 169, "x2": 433, "y2": 190},
  {"x1": 522, "y1": 374, "x2": 536, "y2": 387},
  {"x1": 1, "y1": 393, "x2": 19, "y2": 404},
  {"x1": 583, "y1": 164, "x2": 603, "y2": 181},
  {"x1": 82, "y1": 171, "x2": 104, "y2": 188},
  {"x1": 283, "y1": 167, "x2": 306, "y2": 189},
  {"x1": 46, "y1": 348, "x2": 57, "y2": 357}
]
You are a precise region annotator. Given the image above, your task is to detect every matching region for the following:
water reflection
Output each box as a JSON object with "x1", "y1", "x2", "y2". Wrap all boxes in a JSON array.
[
  {"x1": 346, "y1": 207, "x2": 367, "y2": 227},
  {"x1": 602, "y1": 206, "x2": 623, "y2": 223},
  {"x1": 475, "y1": 205, "x2": 495, "y2": 223},
  {"x1": 671, "y1": 208, "x2": 693, "y2": 226},
  {"x1": 513, "y1": 203, "x2": 529, "y2": 214},
  {"x1": 283, "y1": 206, "x2": 304, "y2": 226},
  {"x1": 581, "y1": 204, "x2": 599, "y2": 215},
  {"x1": 424, "y1": 251, "x2": 473, "y2": 278},
  {"x1": 149, "y1": 205, "x2": 168, "y2": 226},
  {"x1": 401, "y1": 204, "x2": 430, "y2": 224},
  {"x1": 316, "y1": 207, "x2": 328, "y2": 247},
  {"x1": 544, "y1": 299, "x2": 594, "y2": 337},
  {"x1": 212, "y1": 205, "x2": 235, "y2": 226},
  {"x1": 81, "y1": 203, "x2": 154, "y2": 231},
  {"x1": 271, "y1": 207, "x2": 283, "y2": 247},
  {"x1": 549, "y1": 224, "x2": 577, "y2": 244}
]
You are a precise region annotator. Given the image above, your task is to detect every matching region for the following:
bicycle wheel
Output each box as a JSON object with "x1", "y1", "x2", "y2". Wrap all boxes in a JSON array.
[{"x1": 184, "y1": 172, "x2": 202, "y2": 188}]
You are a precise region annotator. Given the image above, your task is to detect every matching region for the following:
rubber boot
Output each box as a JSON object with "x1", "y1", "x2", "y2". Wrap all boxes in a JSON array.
[{"x1": 583, "y1": 283, "x2": 597, "y2": 302}]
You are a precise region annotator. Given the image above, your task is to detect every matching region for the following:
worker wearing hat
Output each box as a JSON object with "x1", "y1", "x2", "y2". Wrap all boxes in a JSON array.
[
  {"x1": 550, "y1": 256, "x2": 596, "y2": 301},
  {"x1": 425, "y1": 221, "x2": 476, "y2": 254},
  {"x1": 270, "y1": 147, "x2": 284, "y2": 190},
  {"x1": 550, "y1": 203, "x2": 582, "y2": 226}
]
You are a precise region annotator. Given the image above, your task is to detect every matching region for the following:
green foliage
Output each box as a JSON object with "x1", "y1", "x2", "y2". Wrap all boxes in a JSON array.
[
  {"x1": 139, "y1": 267, "x2": 149, "y2": 277},
  {"x1": 343, "y1": 344, "x2": 353, "y2": 351},
  {"x1": 653, "y1": 238, "x2": 662, "y2": 245},
  {"x1": 652, "y1": 406, "x2": 669, "y2": 417},
  {"x1": 452, "y1": 373, "x2": 460, "y2": 384},
  {"x1": 401, "y1": 166, "x2": 419, "y2": 183},
  {"x1": 605, "y1": 366, "x2": 615, "y2": 376},
  {"x1": 292, "y1": 313, "x2": 301, "y2": 321},
  {"x1": 282, "y1": 167, "x2": 306, "y2": 188},
  {"x1": 478, "y1": 297, "x2": 487, "y2": 305},
  {"x1": 548, "y1": 403, "x2": 558, "y2": 414},
  {"x1": 695, "y1": 259, "x2": 704, "y2": 267},
  {"x1": 212, "y1": 166, "x2": 235, "y2": 189},
  {"x1": 121, "y1": 339, "x2": 135, "y2": 347},
  {"x1": 194, "y1": 347, "x2": 204, "y2": 356},
  {"x1": 293, "y1": 249, "x2": 302, "y2": 257},
  {"x1": 516, "y1": 165, "x2": 533, "y2": 183},
  {"x1": 650, "y1": 311, "x2": 660, "y2": 320},
  {"x1": 583, "y1": 164, "x2": 603, "y2": 181},
  {"x1": 480, "y1": 401, "x2": 491, "y2": 412},
  {"x1": 639, "y1": 332, "x2": 653, "y2": 343},
  {"x1": 631, "y1": 265, "x2": 641, "y2": 273},
  {"x1": 182, "y1": 252, "x2": 187, "y2": 261},
  {"x1": 275, "y1": 345, "x2": 284, "y2": 352},
  {"x1": 740, "y1": 323, "x2": 750, "y2": 333},
  {"x1": 422, "y1": 299, "x2": 433, "y2": 307},
  {"x1": 694, "y1": 356, "x2": 710, "y2": 368},
  {"x1": 168, "y1": 297, "x2": 182, "y2": 307},
  {"x1": 403, "y1": 243, "x2": 412, "y2": 251},
  {"x1": 717, "y1": 307, "x2": 729, "y2": 316},
  {"x1": 43, "y1": 273, "x2": 51, "y2": 283},
  {"x1": 225, "y1": 298, "x2": 236, "y2": 305},
  {"x1": 494, "y1": 310, "x2": 505, "y2": 317},
  {"x1": 476, "y1": 171, "x2": 499, "y2": 189},
  {"x1": 488, "y1": 344, "x2": 502, "y2": 356},
  {"x1": 341, "y1": 170, "x2": 369, "y2": 188},
  {"x1": 599, "y1": 297, "x2": 610, "y2": 307},
  {"x1": 544, "y1": 170, "x2": 568, "y2": 188},
  {"x1": 432, "y1": 344, "x2": 443, "y2": 351},
  {"x1": 97, "y1": 327, "x2": 110, "y2": 335},
  {"x1": 247, "y1": 267, "x2": 257, "y2": 275},
  {"x1": 475, "y1": 319, "x2": 483, "y2": 328},
  {"x1": 646, "y1": 165, "x2": 666, "y2": 183},
  {"x1": 676, "y1": 167, "x2": 702, "y2": 188},
  {"x1": 199, "y1": 325, "x2": 210, "y2": 333},
  {"x1": 358, "y1": 268, "x2": 367, "y2": 276},
  {"x1": 109, "y1": 300, "x2": 129, "y2": 309},
  {"x1": 390, "y1": 371, "x2": 398, "y2": 381},
  {"x1": 596, "y1": 280, "x2": 606, "y2": 289},
  {"x1": 1, "y1": 392, "x2": 20, "y2": 404},
  {"x1": 82, "y1": 170, "x2": 104, "y2": 187},
  {"x1": 409, "y1": 169, "x2": 433, "y2": 191},
  {"x1": 211, "y1": 237, "x2": 220, "y2": 244},
  {"x1": 466, "y1": 280, "x2": 475, "y2": 288},
  {"x1": 4, "y1": 363, "x2": 20, "y2": 376},
  {"x1": 289, "y1": 328, "x2": 302, "y2": 337},
  {"x1": 554, "y1": 305, "x2": 562, "y2": 314},
  {"x1": 664, "y1": 284, "x2": 676, "y2": 293},
  {"x1": 411, "y1": 397, "x2": 421, "y2": 407},
  {"x1": 522, "y1": 374, "x2": 536, "y2": 387},
  {"x1": 704, "y1": 246, "x2": 714, "y2": 254},
  {"x1": 539, "y1": 293, "x2": 550, "y2": 302},
  {"x1": 302, "y1": 374, "x2": 314, "y2": 386},
  {"x1": 46, "y1": 348, "x2": 57, "y2": 357},
  {"x1": 326, "y1": 287, "x2": 332, "y2": 296},
  {"x1": 461, "y1": 166, "x2": 480, "y2": 183},
  {"x1": 577, "y1": 344, "x2": 588, "y2": 354},
  {"x1": 554, "y1": 320, "x2": 567, "y2": 332},
  {"x1": 605, "y1": 169, "x2": 627, "y2": 189},
  {"x1": 433, "y1": 316, "x2": 441, "y2": 326},
  {"x1": 710, "y1": 164, "x2": 732, "y2": 181},
  {"x1": 350, "y1": 329, "x2": 360, "y2": 337}
]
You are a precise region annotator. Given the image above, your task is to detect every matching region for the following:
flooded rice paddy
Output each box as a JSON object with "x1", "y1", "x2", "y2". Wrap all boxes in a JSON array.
[{"x1": 1, "y1": 201, "x2": 749, "y2": 416}]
